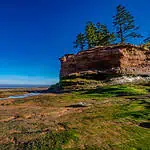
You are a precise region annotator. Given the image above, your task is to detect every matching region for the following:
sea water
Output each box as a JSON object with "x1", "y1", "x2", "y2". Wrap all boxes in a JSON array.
[
  {"x1": 0, "y1": 93, "x2": 41, "y2": 100},
  {"x1": 0, "y1": 84, "x2": 48, "y2": 100},
  {"x1": 0, "y1": 84, "x2": 49, "y2": 89}
]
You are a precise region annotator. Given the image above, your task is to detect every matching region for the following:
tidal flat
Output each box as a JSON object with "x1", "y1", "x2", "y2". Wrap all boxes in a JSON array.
[
  {"x1": 0, "y1": 87, "x2": 47, "y2": 99},
  {"x1": 0, "y1": 84, "x2": 150, "y2": 150}
]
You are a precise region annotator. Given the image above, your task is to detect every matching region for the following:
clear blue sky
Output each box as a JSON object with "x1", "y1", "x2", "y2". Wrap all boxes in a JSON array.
[{"x1": 0, "y1": 0, "x2": 149, "y2": 85}]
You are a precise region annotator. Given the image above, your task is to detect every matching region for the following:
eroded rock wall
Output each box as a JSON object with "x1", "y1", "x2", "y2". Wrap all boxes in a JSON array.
[
  {"x1": 120, "y1": 47, "x2": 150, "y2": 75},
  {"x1": 60, "y1": 45, "x2": 150, "y2": 79}
]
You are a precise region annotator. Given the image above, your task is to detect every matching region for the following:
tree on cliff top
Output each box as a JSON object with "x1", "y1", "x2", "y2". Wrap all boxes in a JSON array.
[
  {"x1": 73, "y1": 33, "x2": 86, "y2": 51},
  {"x1": 85, "y1": 21, "x2": 97, "y2": 49},
  {"x1": 73, "y1": 22, "x2": 115, "y2": 51},
  {"x1": 143, "y1": 36, "x2": 150, "y2": 49},
  {"x1": 96, "y1": 22, "x2": 115, "y2": 46},
  {"x1": 113, "y1": 5, "x2": 142, "y2": 44}
]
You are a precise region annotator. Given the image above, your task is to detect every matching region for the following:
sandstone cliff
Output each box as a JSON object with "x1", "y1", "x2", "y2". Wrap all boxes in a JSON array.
[{"x1": 60, "y1": 44, "x2": 150, "y2": 80}]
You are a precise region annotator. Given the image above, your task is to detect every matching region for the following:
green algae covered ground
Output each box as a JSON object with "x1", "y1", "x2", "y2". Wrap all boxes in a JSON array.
[{"x1": 0, "y1": 84, "x2": 150, "y2": 150}]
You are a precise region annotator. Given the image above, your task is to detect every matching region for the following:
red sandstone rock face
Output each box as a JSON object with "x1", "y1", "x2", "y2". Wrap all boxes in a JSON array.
[
  {"x1": 120, "y1": 47, "x2": 150, "y2": 75},
  {"x1": 59, "y1": 45, "x2": 150, "y2": 78}
]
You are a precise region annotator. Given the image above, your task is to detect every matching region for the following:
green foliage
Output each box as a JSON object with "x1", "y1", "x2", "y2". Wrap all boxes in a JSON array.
[
  {"x1": 85, "y1": 21, "x2": 97, "y2": 48},
  {"x1": 73, "y1": 33, "x2": 86, "y2": 51},
  {"x1": 60, "y1": 78, "x2": 100, "y2": 86},
  {"x1": 83, "y1": 85, "x2": 148, "y2": 98},
  {"x1": 115, "y1": 109, "x2": 150, "y2": 120},
  {"x1": 143, "y1": 36, "x2": 150, "y2": 49},
  {"x1": 113, "y1": 5, "x2": 142, "y2": 43},
  {"x1": 60, "y1": 78, "x2": 102, "y2": 91},
  {"x1": 21, "y1": 130, "x2": 78, "y2": 150},
  {"x1": 1, "y1": 130, "x2": 78, "y2": 150},
  {"x1": 96, "y1": 22, "x2": 115, "y2": 46},
  {"x1": 73, "y1": 22, "x2": 115, "y2": 51},
  {"x1": 113, "y1": 98, "x2": 150, "y2": 122},
  {"x1": 0, "y1": 84, "x2": 150, "y2": 150},
  {"x1": 73, "y1": 5, "x2": 144, "y2": 49}
]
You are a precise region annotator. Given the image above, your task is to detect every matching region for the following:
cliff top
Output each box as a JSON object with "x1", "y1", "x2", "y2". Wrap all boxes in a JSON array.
[{"x1": 60, "y1": 44, "x2": 149, "y2": 60}]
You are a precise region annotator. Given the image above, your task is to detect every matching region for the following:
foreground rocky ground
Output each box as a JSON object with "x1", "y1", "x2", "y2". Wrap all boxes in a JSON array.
[{"x1": 0, "y1": 84, "x2": 150, "y2": 150}]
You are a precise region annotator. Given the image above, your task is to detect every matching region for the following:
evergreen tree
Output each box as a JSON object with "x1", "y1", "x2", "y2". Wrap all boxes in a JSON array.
[
  {"x1": 113, "y1": 5, "x2": 142, "y2": 44},
  {"x1": 85, "y1": 21, "x2": 97, "y2": 48},
  {"x1": 144, "y1": 36, "x2": 150, "y2": 49},
  {"x1": 96, "y1": 22, "x2": 115, "y2": 46},
  {"x1": 73, "y1": 33, "x2": 86, "y2": 51}
]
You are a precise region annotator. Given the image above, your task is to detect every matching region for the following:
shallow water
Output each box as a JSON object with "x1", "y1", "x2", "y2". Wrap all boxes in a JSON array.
[
  {"x1": 0, "y1": 84, "x2": 49, "y2": 89},
  {"x1": 0, "y1": 93, "x2": 41, "y2": 100}
]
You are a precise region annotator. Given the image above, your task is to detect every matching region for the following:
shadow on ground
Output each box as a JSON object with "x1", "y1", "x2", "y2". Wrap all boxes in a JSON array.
[{"x1": 139, "y1": 122, "x2": 150, "y2": 128}]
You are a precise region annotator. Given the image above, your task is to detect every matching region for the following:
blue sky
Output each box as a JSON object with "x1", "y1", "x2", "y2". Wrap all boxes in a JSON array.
[{"x1": 0, "y1": 0, "x2": 149, "y2": 85}]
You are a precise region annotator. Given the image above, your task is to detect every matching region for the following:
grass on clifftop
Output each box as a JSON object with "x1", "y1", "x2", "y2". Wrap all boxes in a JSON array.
[{"x1": 0, "y1": 84, "x2": 150, "y2": 150}]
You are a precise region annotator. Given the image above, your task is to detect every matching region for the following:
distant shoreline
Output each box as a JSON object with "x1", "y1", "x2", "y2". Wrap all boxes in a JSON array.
[
  {"x1": 0, "y1": 86, "x2": 49, "y2": 99},
  {"x1": 0, "y1": 84, "x2": 49, "y2": 89}
]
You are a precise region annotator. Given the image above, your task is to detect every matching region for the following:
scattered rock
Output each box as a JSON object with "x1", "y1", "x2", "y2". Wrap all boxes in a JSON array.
[
  {"x1": 109, "y1": 76, "x2": 150, "y2": 85},
  {"x1": 67, "y1": 102, "x2": 91, "y2": 108}
]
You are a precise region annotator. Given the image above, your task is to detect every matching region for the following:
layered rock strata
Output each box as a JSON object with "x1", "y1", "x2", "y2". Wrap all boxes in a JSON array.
[{"x1": 60, "y1": 45, "x2": 150, "y2": 79}]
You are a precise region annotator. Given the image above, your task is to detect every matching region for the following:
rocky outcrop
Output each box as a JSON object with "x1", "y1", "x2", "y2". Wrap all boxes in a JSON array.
[{"x1": 60, "y1": 44, "x2": 150, "y2": 80}]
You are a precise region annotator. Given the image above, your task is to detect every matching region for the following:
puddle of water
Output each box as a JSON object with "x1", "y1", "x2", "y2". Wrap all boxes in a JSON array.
[{"x1": 0, "y1": 93, "x2": 41, "y2": 100}]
